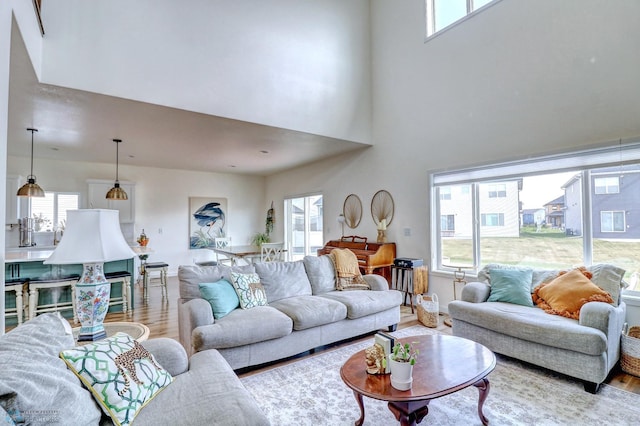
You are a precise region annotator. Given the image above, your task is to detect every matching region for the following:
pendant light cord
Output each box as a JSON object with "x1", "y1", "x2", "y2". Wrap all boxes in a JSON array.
[
  {"x1": 28, "y1": 128, "x2": 37, "y2": 178},
  {"x1": 115, "y1": 139, "x2": 120, "y2": 183}
]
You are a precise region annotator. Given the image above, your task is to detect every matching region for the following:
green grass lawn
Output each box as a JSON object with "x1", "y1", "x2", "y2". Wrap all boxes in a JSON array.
[{"x1": 442, "y1": 228, "x2": 640, "y2": 284}]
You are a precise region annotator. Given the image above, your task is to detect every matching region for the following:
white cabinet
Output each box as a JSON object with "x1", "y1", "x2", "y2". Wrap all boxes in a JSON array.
[
  {"x1": 87, "y1": 179, "x2": 135, "y2": 223},
  {"x1": 6, "y1": 175, "x2": 27, "y2": 224}
]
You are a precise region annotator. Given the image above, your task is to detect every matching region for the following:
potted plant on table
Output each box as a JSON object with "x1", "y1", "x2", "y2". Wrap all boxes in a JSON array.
[{"x1": 388, "y1": 342, "x2": 419, "y2": 390}]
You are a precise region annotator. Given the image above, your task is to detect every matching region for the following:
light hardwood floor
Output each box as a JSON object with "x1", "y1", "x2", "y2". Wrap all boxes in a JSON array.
[{"x1": 6, "y1": 275, "x2": 640, "y2": 394}]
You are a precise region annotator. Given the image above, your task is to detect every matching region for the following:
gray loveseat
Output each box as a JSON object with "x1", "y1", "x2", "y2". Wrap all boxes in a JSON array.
[
  {"x1": 448, "y1": 263, "x2": 627, "y2": 393},
  {"x1": 0, "y1": 313, "x2": 269, "y2": 426},
  {"x1": 178, "y1": 255, "x2": 402, "y2": 369}
]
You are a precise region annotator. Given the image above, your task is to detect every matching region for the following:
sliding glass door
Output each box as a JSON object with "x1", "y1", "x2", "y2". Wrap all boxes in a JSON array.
[{"x1": 285, "y1": 194, "x2": 323, "y2": 261}]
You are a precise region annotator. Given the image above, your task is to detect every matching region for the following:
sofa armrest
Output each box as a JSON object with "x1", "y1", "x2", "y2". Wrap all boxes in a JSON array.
[
  {"x1": 178, "y1": 298, "x2": 214, "y2": 356},
  {"x1": 144, "y1": 338, "x2": 189, "y2": 376},
  {"x1": 363, "y1": 274, "x2": 388, "y2": 291},
  {"x1": 580, "y1": 301, "x2": 626, "y2": 369},
  {"x1": 460, "y1": 281, "x2": 491, "y2": 303},
  {"x1": 579, "y1": 301, "x2": 626, "y2": 337}
]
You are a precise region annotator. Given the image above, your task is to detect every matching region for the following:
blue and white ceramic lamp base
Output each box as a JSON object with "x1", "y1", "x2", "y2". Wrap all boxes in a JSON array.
[{"x1": 76, "y1": 262, "x2": 111, "y2": 342}]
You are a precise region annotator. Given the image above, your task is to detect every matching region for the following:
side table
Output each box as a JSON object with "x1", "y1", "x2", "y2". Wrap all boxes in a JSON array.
[
  {"x1": 72, "y1": 321, "x2": 149, "y2": 344},
  {"x1": 391, "y1": 265, "x2": 428, "y2": 314}
]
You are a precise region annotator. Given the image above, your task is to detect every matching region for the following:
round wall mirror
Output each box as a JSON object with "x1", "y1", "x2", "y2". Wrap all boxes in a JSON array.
[
  {"x1": 371, "y1": 190, "x2": 394, "y2": 227},
  {"x1": 343, "y1": 194, "x2": 362, "y2": 229}
]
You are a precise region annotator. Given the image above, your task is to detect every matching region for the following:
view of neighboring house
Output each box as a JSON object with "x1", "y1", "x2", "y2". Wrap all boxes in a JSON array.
[
  {"x1": 521, "y1": 208, "x2": 545, "y2": 227},
  {"x1": 543, "y1": 196, "x2": 565, "y2": 229},
  {"x1": 563, "y1": 166, "x2": 640, "y2": 239},
  {"x1": 439, "y1": 180, "x2": 520, "y2": 238}
]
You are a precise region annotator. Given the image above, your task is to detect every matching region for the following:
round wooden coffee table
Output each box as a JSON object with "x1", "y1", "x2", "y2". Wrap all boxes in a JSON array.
[{"x1": 340, "y1": 334, "x2": 496, "y2": 426}]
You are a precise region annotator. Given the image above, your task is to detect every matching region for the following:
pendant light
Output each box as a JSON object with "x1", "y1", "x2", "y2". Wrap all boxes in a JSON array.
[
  {"x1": 106, "y1": 138, "x2": 128, "y2": 200},
  {"x1": 17, "y1": 128, "x2": 45, "y2": 197}
]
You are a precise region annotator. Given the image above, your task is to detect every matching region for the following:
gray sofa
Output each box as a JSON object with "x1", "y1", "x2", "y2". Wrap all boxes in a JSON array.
[
  {"x1": 178, "y1": 255, "x2": 403, "y2": 369},
  {"x1": 0, "y1": 313, "x2": 269, "y2": 426},
  {"x1": 448, "y1": 263, "x2": 627, "y2": 393}
]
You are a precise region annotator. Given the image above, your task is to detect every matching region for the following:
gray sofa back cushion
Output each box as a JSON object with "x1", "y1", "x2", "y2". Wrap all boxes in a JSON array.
[
  {"x1": 254, "y1": 260, "x2": 313, "y2": 303},
  {"x1": 476, "y1": 263, "x2": 625, "y2": 305},
  {"x1": 303, "y1": 255, "x2": 336, "y2": 294},
  {"x1": 178, "y1": 264, "x2": 254, "y2": 300}
]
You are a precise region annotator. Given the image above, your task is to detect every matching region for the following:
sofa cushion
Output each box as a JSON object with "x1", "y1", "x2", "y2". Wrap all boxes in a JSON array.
[
  {"x1": 269, "y1": 296, "x2": 347, "y2": 330},
  {"x1": 533, "y1": 269, "x2": 614, "y2": 319},
  {"x1": 318, "y1": 289, "x2": 402, "y2": 319},
  {"x1": 192, "y1": 306, "x2": 292, "y2": 349},
  {"x1": 448, "y1": 301, "x2": 607, "y2": 355},
  {"x1": 303, "y1": 255, "x2": 336, "y2": 294},
  {"x1": 199, "y1": 280, "x2": 239, "y2": 319},
  {"x1": 60, "y1": 333, "x2": 173, "y2": 426},
  {"x1": 254, "y1": 260, "x2": 313, "y2": 303},
  {"x1": 134, "y1": 349, "x2": 270, "y2": 426},
  {"x1": 178, "y1": 264, "x2": 255, "y2": 300},
  {"x1": 0, "y1": 314, "x2": 102, "y2": 425},
  {"x1": 486, "y1": 268, "x2": 534, "y2": 307},
  {"x1": 231, "y1": 272, "x2": 268, "y2": 309}
]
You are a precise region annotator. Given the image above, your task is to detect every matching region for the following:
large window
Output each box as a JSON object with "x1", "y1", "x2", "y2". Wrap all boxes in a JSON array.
[
  {"x1": 426, "y1": 0, "x2": 497, "y2": 38},
  {"x1": 284, "y1": 194, "x2": 323, "y2": 261},
  {"x1": 30, "y1": 192, "x2": 79, "y2": 232},
  {"x1": 431, "y1": 142, "x2": 640, "y2": 294}
]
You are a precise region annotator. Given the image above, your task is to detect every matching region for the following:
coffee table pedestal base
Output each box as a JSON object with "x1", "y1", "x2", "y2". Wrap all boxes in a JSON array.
[{"x1": 351, "y1": 377, "x2": 490, "y2": 426}]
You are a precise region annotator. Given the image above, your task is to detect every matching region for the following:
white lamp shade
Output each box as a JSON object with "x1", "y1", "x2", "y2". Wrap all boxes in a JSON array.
[{"x1": 44, "y1": 209, "x2": 136, "y2": 264}]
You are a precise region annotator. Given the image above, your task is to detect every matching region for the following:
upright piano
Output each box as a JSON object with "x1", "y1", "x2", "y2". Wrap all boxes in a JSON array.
[{"x1": 317, "y1": 237, "x2": 396, "y2": 284}]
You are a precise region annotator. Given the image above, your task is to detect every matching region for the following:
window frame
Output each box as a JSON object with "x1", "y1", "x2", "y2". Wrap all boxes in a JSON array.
[
  {"x1": 30, "y1": 191, "x2": 80, "y2": 233},
  {"x1": 425, "y1": 0, "x2": 502, "y2": 40},
  {"x1": 594, "y1": 176, "x2": 620, "y2": 194},
  {"x1": 430, "y1": 139, "x2": 640, "y2": 296},
  {"x1": 600, "y1": 210, "x2": 626, "y2": 233},
  {"x1": 284, "y1": 193, "x2": 323, "y2": 261}
]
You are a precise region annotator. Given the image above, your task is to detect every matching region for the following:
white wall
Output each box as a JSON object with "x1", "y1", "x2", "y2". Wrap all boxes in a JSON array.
[
  {"x1": 40, "y1": 0, "x2": 372, "y2": 144},
  {"x1": 1, "y1": 0, "x2": 49, "y2": 333},
  {"x1": 267, "y1": 0, "x2": 640, "y2": 310},
  {"x1": 7, "y1": 156, "x2": 266, "y2": 275}
]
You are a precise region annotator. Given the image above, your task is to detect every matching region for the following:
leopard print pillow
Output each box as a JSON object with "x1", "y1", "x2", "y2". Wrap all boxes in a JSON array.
[{"x1": 60, "y1": 333, "x2": 173, "y2": 426}]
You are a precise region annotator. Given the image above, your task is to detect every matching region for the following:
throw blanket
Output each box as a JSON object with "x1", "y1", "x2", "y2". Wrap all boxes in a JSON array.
[{"x1": 329, "y1": 248, "x2": 370, "y2": 291}]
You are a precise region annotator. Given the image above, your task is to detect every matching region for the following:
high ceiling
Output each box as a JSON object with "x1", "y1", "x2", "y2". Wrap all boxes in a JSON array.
[{"x1": 7, "y1": 24, "x2": 369, "y2": 176}]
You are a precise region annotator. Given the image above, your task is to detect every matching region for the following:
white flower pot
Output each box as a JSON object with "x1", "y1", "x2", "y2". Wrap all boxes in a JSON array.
[{"x1": 389, "y1": 357, "x2": 414, "y2": 390}]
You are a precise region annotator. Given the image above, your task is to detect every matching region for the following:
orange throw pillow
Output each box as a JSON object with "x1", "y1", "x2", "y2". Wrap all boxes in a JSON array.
[{"x1": 532, "y1": 269, "x2": 613, "y2": 319}]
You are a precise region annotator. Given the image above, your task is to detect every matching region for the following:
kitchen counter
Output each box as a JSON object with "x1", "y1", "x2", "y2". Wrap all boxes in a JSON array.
[{"x1": 5, "y1": 250, "x2": 55, "y2": 262}]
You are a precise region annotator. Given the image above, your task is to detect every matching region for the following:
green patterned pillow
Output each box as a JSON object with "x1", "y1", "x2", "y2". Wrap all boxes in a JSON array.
[
  {"x1": 59, "y1": 333, "x2": 173, "y2": 426},
  {"x1": 231, "y1": 272, "x2": 268, "y2": 308}
]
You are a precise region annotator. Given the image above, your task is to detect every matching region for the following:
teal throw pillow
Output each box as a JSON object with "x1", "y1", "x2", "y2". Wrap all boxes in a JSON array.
[
  {"x1": 199, "y1": 280, "x2": 240, "y2": 319},
  {"x1": 487, "y1": 268, "x2": 534, "y2": 307}
]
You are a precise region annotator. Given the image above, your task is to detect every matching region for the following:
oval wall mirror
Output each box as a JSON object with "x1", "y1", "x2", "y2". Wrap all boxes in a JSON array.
[
  {"x1": 371, "y1": 189, "x2": 394, "y2": 227},
  {"x1": 343, "y1": 194, "x2": 362, "y2": 229}
]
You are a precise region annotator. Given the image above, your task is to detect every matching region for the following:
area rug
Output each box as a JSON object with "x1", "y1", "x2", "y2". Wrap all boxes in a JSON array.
[{"x1": 240, "y1": 326, "x2": 640, "y2": 425}]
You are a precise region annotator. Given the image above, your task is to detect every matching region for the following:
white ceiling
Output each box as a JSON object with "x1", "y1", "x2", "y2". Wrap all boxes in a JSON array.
[{"x1": 7, "y1": 25, "x2": 369, "y2": 176}]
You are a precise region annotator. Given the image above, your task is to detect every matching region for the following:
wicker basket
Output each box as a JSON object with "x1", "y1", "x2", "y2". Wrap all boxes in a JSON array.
[
  {"x1": 621, "y1": 326, "x2": 640, "y2": 377},
  {"x1": 416, "y1": 294, "x2": 439, "y2": 328}
]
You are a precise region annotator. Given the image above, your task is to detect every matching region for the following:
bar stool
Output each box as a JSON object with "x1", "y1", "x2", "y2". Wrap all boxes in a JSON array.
[
  {"x1": 142, "y1": 262, "x2": 169, "y2": 302},
  {"x1": 4, "y1": 279, "x2": 28, "y2": 326},
  {"x1": 105, "y1": 271, "x2": 132, "y2": 313},
  {"x1": 28, "y1": 275, "x2": 80, "y2": 322}
]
